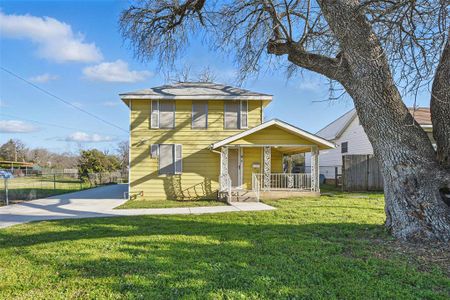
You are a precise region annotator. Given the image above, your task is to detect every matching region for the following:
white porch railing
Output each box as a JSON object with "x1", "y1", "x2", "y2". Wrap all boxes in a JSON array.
[
  {"x1": 252, "y1": 173, "x2": 261, "y2": 201},
  {"x1": 253, "y1": 173, "x2": 312, "y2": 191},
  {"x1": 219, "y1": 173, "x2": 232, "y2": 203}
]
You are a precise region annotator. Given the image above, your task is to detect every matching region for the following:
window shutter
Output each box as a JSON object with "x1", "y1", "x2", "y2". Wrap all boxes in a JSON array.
[
  {"x1": 151, "y1": 100, "x2": 159, "y2": 128},
  {"x1": 240, "y1": 100, "x2": 248, "y2": 128},
  {"x1": 150, "y1": 144, "x2": 159, "y2": 158},
  {"x1": 174, "y1": 144, "x2": 182, "y2": 174}
]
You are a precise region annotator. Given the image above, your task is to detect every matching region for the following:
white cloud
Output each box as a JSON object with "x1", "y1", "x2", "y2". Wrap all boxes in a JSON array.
[
  {"x1": 29, "y1": 73, "x2": 59, "y2": 83},
  {"x1": 65, "y1": 131, "x2": 114, "y2": 143},
  {"x1": 83, "y1": 60, "x2": 151, "y2": 83},
  {"x1": 0, "y1": 120, "x2": 39, "y2": 133},
  {"x1": 0, "y1": 12, "x2": 102, "y2": 63}
]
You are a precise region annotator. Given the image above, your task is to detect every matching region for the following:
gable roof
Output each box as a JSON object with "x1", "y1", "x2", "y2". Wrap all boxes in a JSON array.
[
  {"x1": 120, "y1": 82, "x2": 273, "y2": 102},
  {"x1": 211, "y1": 119, "x2": 335, "y2": 150},
  {"x1": 316, "y1": 107, "x2": 432, "y2": 140},
  {"x1": 316, "y1": 109, "x2": 357, "y2": 140}
]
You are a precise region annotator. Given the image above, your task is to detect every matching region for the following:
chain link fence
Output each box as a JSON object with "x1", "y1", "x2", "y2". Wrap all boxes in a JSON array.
[{"x1": 1, "y1": 171, "x2": 128, "y2": 205}]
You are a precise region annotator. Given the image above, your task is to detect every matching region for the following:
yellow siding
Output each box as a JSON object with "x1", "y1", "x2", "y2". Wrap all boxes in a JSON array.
[
  {"x1": 230, "y1": 125, "x2": 317, "y2": 145},
  {"x1": 130, "y1": 99, "x2": 263, "y2": 200},
  {"x1": 240, "y1": 147, "x2": 283, "y2": 190},
  {"x1": 271, "y1": 148, "x2": 283, "y2": 173},
  {"x1": 242, "y1": 147, "x2": 261, "y2": 189}
]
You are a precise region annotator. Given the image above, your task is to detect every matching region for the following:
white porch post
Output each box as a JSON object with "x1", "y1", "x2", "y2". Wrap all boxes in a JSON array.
[
  {"x1": 263, "y1": 146, "x2": 271, "y2": 191},
  {"x1": 220, "y1": 147, "x2": 229, "y2": 190},
  {"x1": 310, "y1": 145, "x2": 320, "y2": 192}
]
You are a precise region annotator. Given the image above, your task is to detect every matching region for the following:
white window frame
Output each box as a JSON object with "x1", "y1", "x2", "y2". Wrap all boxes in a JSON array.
[
  {"x1": 192, "y1": 101, "x2": 208, "y2": 129},
  {"x1": 240, "y1": 100, "x2": 248, "y2": 129},
  {"x1": 154, "y1": 144, "x2": 183, "y2": 175},
  {"x1": 224, "y1": 100, "x2": 248, "y2": 129},
  {"x1": 151, "y1": 100, "x2": 159, "y2": 129},
  {"x1": 151, "y1": 100, "x2": 175, "y2": 129}
]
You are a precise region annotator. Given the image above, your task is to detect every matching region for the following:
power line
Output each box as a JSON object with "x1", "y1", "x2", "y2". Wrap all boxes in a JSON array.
[
  {"x1": 1, "y1": 67, "x2": 129, "y2": 133},
  {"x1": 0, "y1": 112, "x2": 127, "y2": 138}
]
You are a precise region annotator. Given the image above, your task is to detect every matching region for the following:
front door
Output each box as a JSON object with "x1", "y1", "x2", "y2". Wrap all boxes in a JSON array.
[{"x1": 228, "y1": 148, "x2": 240, "y2": 187}]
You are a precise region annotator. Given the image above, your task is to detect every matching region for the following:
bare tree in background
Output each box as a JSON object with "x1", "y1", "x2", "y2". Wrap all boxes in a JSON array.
[
  {"x1": 120, "y1": 0, "x2": 450, "y2": 242},
  {"x1": 170, "y1": 65, "x2": 218, "y2": 82},
  {"x1": 116, "y1": 141, "x2": 129, "y2": 173},
  {"x1": 197, "y1": 66, "x2": 217, "y2": 82}
]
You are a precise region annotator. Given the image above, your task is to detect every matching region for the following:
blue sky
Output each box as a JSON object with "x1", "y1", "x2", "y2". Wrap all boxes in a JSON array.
[{"x1": 0, "y1": 0, "x2": 431, "y2": 154}]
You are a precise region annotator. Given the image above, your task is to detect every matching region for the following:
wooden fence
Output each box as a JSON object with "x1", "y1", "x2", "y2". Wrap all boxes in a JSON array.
[{"x1": 342, "y1": 155, "x2": 384, "y2": 191}]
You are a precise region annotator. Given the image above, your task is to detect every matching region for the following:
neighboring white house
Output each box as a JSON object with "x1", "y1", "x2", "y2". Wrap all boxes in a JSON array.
[{"x1": 305, "y1": 107, "x2": 433, "y2": 179}]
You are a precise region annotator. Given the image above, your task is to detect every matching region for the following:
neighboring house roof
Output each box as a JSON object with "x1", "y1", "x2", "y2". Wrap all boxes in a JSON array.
[
  {"x1": 410, "y1": 107, "x2": 432, "y2": 125},
  {"x1": 211, "y1": 119, "x2": 335, "y2": 150},
  {"x1": 316, "y1": 109, "x2": 357, "y2": 140},
  {"x1": 316, "y1": 107, "x2": 432, "y2": 140},
  {"x1": 120, "y1": 82, "x2": 273, "y2": 102}
]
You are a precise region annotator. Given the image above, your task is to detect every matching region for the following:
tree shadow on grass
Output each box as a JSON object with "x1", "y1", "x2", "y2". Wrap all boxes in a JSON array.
[{"x1": 1, "y1": 215, "x2": 448, "y2": 299}]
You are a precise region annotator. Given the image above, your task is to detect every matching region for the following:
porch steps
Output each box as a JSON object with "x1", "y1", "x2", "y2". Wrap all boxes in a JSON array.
[{"x1": 228, "y1": 190, "x2": 258, "y2": 203}]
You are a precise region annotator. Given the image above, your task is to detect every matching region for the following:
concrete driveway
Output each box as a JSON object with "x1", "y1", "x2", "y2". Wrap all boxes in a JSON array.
[{"x1": 0, "y1": 184, "x2": 275, "y2": 229}]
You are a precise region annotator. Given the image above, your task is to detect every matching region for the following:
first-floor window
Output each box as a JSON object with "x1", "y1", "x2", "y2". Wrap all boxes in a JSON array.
[{"x1": 151, "y1": 144, "x2": 182, "y2": 175}]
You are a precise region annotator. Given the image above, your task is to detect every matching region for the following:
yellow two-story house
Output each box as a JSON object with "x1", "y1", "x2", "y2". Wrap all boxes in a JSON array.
[{"x1": 120, "y1": 82, "x2": 334, "y2": 202}]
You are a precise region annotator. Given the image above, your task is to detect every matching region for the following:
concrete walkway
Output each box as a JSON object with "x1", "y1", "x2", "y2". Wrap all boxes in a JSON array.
[{"x1": 0, "y1": 184, "x2": 275, "y2": 229}]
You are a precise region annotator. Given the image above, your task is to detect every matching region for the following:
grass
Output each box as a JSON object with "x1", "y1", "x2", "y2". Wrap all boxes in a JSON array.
[
  {"x1": 0, "y1": 191, "x2": 449, "y2": 299},
  {"x1": 117, "y1": 198, "x2": 226, "y2": 209}
]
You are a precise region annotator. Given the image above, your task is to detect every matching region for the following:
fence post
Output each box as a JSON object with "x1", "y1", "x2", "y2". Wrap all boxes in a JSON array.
[
  {"x1": 334, "y1": 167, "x2": 338, "y2": 187},
  {"x1": 53, "y1": 174, "x2": 56, "y2": 190},
  {"x1": 366, "y1": 155, "x2": 370, "y2": 191},
  {"x1": 4, "y1": 178, "x2": 8, "y2": 206}
]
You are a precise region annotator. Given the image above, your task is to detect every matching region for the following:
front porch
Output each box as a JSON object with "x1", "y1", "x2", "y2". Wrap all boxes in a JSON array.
[
  {"x1": 211, "y1": 119, "x2": 335, "y2": 202},
  {"x1": 217, "y1": 145, "x2": 320, "y2": 202}
]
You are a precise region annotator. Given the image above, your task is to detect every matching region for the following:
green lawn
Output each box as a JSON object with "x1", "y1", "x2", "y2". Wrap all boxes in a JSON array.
[
  {"x1": 117, "y1": 198, "x2": 226, "y2": 209},
  {"x1": 0, "y1": 192, "x2": 449, "y2": 299}
]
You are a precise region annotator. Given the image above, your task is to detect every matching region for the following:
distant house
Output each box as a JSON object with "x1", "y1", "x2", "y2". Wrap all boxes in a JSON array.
[
  {"x1": 120, "y1": 82, "x2": 334, "y2": 202},
  {"x1": 305, "y1": 107, "x2": 433, "y2": 179}
]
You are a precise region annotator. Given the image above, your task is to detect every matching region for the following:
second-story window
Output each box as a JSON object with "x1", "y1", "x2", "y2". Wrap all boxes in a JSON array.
[
  {"x1": 224, "y1": 100, "x2": 248, "y2": 129},
  {"x1": 192, "y1": 101, "x2": 208, "y2": 129},
  {"x1": 151, "y1": 100, "x2": 175, "y2": 129}
]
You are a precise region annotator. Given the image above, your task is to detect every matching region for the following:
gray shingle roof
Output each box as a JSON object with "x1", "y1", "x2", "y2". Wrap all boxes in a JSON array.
[{"x1": 120, "y1": 82, "x2": 273, "y2": 101}]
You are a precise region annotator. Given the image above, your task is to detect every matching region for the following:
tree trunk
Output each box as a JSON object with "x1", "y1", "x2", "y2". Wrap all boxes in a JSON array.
[
  {"x1": 318, "y1": 0, "x2": 450, "y2": 241},
  {"x1": 431, "y1": 38, "x2": 450, "y2": 168}
]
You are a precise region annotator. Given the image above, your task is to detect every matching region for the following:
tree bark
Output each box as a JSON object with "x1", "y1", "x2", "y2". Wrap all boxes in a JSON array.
[
  {"x1": 317, "y1": 0, "x2": 450, "y2": 241},
  {"x1": 431, "y1": 38, "x2": 450, "y2": 168}
]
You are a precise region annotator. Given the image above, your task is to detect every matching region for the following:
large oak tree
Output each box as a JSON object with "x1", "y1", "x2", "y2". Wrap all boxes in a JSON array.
[{"x1": 120, "y1": 0, "x2": 450, "y2": 242}]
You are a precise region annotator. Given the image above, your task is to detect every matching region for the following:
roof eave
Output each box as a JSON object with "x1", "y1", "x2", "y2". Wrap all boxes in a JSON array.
[{"x1": 119, "y1": 94, "x2": 273, "y2": 101}]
